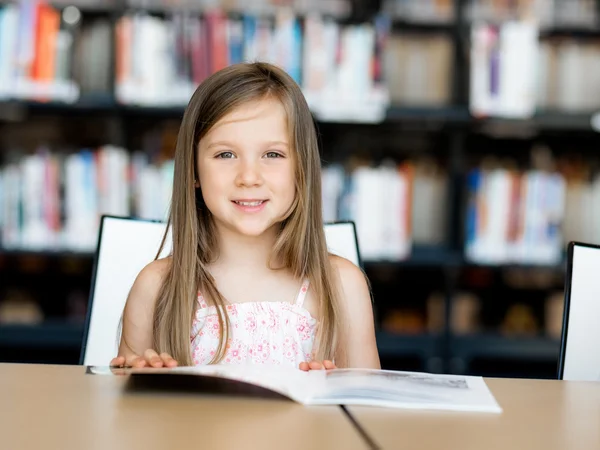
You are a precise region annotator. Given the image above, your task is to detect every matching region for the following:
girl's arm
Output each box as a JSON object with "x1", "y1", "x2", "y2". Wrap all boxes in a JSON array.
[
  {"x1": 331, "y1": 255, "x2": 381, "y2": 369},
  {"x1": 111, "y1": 258, "x2": 177, "y2": 368}
]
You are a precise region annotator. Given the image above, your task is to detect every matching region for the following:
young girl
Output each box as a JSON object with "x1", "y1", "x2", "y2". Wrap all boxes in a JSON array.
[{"x1": 110, "y1": 62, "x2": 380, "y2": 371}]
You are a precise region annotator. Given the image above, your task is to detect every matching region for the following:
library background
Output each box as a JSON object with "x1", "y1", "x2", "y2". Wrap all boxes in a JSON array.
[{"x1": 0, "y1": 0, "x2": 599, "y2": 378}]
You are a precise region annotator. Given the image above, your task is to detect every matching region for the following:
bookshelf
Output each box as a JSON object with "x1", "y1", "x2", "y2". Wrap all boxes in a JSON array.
[{"x1": 0, "y1": 0, "x2": 599, "y2": 378}]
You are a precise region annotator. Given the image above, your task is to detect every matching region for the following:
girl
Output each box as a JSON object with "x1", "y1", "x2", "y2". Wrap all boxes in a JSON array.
[{"x1": 110, "y1": 62, "x2": 380, "y2": 371}]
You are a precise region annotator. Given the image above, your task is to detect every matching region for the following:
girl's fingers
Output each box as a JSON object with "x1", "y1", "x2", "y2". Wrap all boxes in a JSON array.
[
  {"x1": 299, "y1": 360, "x2": 337, "y2": 371},
  {"x1": 143, "y1": 349, "x2": 163, "y2": 367},
  {"x1": 126, "y1": 354, "x2": 147, "y2": 368},
  {"x1": 309, "y1": 361, "x2": 324, "y2": 370},
  {"x1": 323, "y1": 360, "x2": 337, "y2": 370},
  {"x1": 117, "y1": 350, "x2": 174, "y2": 369},
  {"x1": 110, "y1": 356, "x2": 125, "y2": 367},
  {"x1": 160, "y1": 353, "x2": 178, "y2": 368}
]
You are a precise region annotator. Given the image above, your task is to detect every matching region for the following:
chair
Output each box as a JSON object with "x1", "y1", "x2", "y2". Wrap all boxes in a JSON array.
[
  {"x1": 558, "y1": 241, "x2": 600, "y2": 381},
  {"x1": 80, "y1": 215, "x2": 362, "y2": 366}
]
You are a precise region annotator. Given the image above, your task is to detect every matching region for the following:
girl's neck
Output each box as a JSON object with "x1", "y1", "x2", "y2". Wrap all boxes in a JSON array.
[{"x1": 212, "y1": 224, "x2": 280, "y2": 271}]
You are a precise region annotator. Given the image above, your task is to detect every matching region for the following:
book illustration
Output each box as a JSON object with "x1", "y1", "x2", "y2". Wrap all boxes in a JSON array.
[{"x1": 327, "y1": 368, "x2": 468, "y2": 389}]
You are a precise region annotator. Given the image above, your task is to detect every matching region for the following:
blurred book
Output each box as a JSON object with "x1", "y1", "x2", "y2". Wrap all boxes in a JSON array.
[
  {"x1": 0, "y1": 0, "x2": 81, "y2": 103},
  {"x1": 0, "y1": 146, "x2": 173, "y2": 252},
  {"x1": 72, "y1": 16, "x2": 112, "y2": 97},
  {"x1": 382, "y1": 0, "x2": 455, "y2": 24},
  {"x1": 536, "y1": 39, "x2": 600, "y2": 112},
  {"x1": 384, "y1": 33, "x2": 453, "y2": 106},
  {"x1": 115, "y1": 8, "x2": 389, "y2": 122},
  {"x1": 464, "y1": 149, "x2": 566, "y2": 265},
  {"x1": 322, "y1": 158, "x2": 447, "y2": 261},
  {"x1": 124, "y1": 0, "x2": 351, "y2": 17},
  {"x1": 558, "y1": 155, "x2": 600, "y2": 246},
  {"x1": 466, "y1": 0, "x2": 598, "y2": 29},
  {"x1": 469, "y1": 20, "x2": 539, "y2": 118}
]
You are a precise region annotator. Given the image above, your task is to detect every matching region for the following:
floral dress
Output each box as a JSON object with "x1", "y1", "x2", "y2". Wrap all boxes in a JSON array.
[{"x1": 190, "y1": 279, "x2": 318, "y2": 367}]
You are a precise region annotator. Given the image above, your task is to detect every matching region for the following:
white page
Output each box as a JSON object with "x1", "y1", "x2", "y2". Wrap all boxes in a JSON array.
[{"x1": 306, "y1": 369, "x2": 503, "y2": 413}]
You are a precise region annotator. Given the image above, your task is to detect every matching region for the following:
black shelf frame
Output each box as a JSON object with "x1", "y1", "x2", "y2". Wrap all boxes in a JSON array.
[
  {"x1": 0, "y1": 322, "x2": 561, "y2": 376},
  {"x1": 0, "y1": 321, "x2": 84, "y2": 349},
  {"x1": 2, "y1": 100, "x2": 598, "y2": 135}
]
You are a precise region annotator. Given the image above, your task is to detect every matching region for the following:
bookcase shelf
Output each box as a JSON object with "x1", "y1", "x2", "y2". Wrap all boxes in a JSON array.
[
  {"x1": 376, "y1": 331, "x2": 441, "y2": 358},
  {"x1": 539, "y1": 27, "x2": 600, "y2": 38},
  {"x1": 0, "y1": 249, "x2": 95, "y2": 259},
  {"x1": 391, "y1": 19, "x2": 455, "y2": 33},
  {"x1": 0, "y1": 246, "x2": 567, "y2": 271},
  {"x1": 451, "y1": 334, "x2": 560, "y2": 361},
  {"x1": 0, "y1": 323, "x2": 441, "y2": 364},
  {"x1": 0, "y1": 321, "x2": 84, "y2": 349},
  {"x1": 2, "y1": 99, "x2": 598, "y2": 133},
  {"x1": 365, "y1": 247, "x2": 463, "y2": 268},
  {"x1": 0, "y1": 0, "x2": 598, "y2": 379},
  {"x1": 475, "y1": 110, "x2": 600, "y2": 133}
]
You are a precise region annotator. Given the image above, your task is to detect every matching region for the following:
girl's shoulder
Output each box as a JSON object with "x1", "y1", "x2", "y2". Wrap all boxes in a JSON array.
[
  {"x1": 137, "y1": 257, "x2": 172, "y2": 284},
  {"x1": 327, "y1": 254, "x2": 370, "y2": 306},
  {"x1": 328, "y1": 254, "x2": 366, "y2": 287},
  {"x1": 126, "y1": 257, "x2": 172, "y2": 310}
]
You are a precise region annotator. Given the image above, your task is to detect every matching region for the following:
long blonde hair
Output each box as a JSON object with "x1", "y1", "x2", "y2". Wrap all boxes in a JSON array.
[{"x1": 153, "y1": 62, "x2": 343, "y2": 365}]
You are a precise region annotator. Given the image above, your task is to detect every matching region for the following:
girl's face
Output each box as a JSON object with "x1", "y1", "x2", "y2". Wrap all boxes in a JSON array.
[{"x1": 196, "y1": 97, "x2": 296, "y2": 238}]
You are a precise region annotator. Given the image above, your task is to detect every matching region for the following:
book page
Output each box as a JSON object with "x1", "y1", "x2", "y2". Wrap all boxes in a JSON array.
[
  {"x1": 307, "y1": 369, "x2": 502, "y2": 413},
  {"x1": 88, "y1": 364, "x2": 322, "y2": 404}
]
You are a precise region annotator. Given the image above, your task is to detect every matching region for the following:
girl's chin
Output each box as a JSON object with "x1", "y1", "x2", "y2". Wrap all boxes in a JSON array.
[
  {"x1": 222, "y1": 220, "x2": 280, "y2": 238},
  {"x1": 235, "y1": 224, "x2": 278, "y2": 237}
]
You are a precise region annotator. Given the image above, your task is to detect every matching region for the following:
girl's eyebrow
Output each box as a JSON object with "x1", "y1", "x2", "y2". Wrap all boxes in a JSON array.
[
  {"x1": 206, "y1": 140, "x2": 289, "y2": 149},
  {"x1": 266, "y1": 140, "x2": 289, "y2": 147},
  {"x1": 206, "y1": 140, "x2": 236, "y2": 149}
]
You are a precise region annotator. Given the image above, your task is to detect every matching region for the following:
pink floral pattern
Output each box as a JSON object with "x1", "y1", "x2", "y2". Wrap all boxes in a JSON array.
[
  {"x1": 190, "y1": 279, "x2": 316, "y2": 368},
  {"x1": 296, "y1": 315, "x2": 311, "y2": 341},
  {"x1": 250, "y1": 339, "x2": 271, "y2": 363},
  {"x1": 205, "y1": 315, "x2": 221, "y2": 338},
  {"x1": 225, "y1": 339, "x2": 247, "y2": 364},
  {"x1": 244, "y1": 312, "x2": 257, "y2": 332}
]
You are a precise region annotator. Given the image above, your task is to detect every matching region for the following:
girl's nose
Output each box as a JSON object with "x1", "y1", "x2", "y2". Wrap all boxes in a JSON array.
[{"x1": 235, "y1": 159, "x2": 263, "y2": 187}]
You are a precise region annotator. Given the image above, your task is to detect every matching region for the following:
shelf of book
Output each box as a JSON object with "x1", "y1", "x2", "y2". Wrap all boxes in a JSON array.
[
  {"x1": 450, "y1": 334, "x2": 561, "y2": 363},
  {"x1": 384, "y1": 105, "x2": 471, "y2": 125},
  {"x1": 475, "y1": 110, "x2": 600, "y2": 133},
  {"x1": 390, "y1": 19, "x2": 455, "y2": 33},
  {"x1": 1, "y1": 99, "x2": 597, "y2": 133},
  {"x1": 0, "y1": 322, "x2": 441, "y2": 361},
  {"x1": 0, "y1": 249, "x2": 96, "y2": 261},
  {"x1": 539, "y1": 27, "x2": 600, "y2": 39},
  {"x1": 0, "y1": 321, "x2": 84, "y2": 349},
  {"x1": 461, "y1": 258, "x2": 565, "y2": 272},
  {"x1": 364, "y1": 247, "x2": 463, "y2": 268},
  {"x1": 0, "y1": 247, "x2": 568, "y2": 272},
  {"x1": 376, "y1": 331, "x2": 441, "y2": 358}
]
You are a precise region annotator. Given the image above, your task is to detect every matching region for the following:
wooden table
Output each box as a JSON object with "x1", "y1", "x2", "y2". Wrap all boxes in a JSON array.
[
  {"x1": 0, "y1": 363, "x2": 368, "y2": 450},
  {"x1": 347, "y1": 377, "x2": 600, "y2": 450}
]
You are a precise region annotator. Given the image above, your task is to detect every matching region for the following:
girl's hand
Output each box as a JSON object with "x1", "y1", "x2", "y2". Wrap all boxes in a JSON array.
[
  {"x1": 299, "y1": 360, "x2": 337, "y2": 371},
  {"x1": 110, "y1": 349, "x2": 178, "y2": 369}
]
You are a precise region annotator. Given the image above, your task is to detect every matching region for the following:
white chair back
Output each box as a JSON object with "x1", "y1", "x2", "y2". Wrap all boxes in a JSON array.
[
  {"x1": 80, "y1": 216, "x2": 361, "y2": 366},
  {"x1": 558, "y1": 242, "x2": 600, "y2": 381}
]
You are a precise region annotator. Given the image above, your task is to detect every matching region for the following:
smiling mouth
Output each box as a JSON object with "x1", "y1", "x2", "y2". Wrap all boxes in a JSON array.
[{"x1": 233, "y1": 200, "x2": 266, "y2": 206}]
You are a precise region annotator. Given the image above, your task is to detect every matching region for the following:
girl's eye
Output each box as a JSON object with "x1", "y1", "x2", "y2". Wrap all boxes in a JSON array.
[
  {"x1": 216, "y1": 151, "x2": 234, "y2": 159},
  {"x1": 265, "y1": 151, "x2": 284, "y2": 158}
]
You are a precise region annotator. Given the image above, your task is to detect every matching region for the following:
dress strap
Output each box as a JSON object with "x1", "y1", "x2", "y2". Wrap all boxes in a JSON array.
[
  {"x1": 197, "y1": 292, "x2": 208, "y2": 309},
  {"x1": 294, "y1": 278, "x2": 310, "y2": 307}
]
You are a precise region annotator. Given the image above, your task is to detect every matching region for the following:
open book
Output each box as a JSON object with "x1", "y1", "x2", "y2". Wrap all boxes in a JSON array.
[{"x1": 88, "y1": 364, "x2": 502, "y2": 413}]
